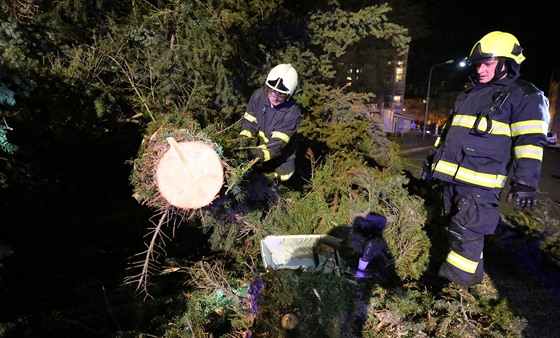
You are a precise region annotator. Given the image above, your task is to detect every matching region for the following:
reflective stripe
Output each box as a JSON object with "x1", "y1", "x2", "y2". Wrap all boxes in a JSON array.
[
  {"x1": 452, "y1": 114, "x2": 511, "y2": 136},
  {"x1": 279, "y1": 171, "x2": 294, "y2": 181},
  {"x1": 265, "y1": 171, "x2": 294, "y2": 181},
  {"x1": 433, "y1": 160, "x2": 507, "y2": 188},
  {"x1": 257, "y1": 145, "x2": 271, "y2": 161},
  {"x1": 487, "y1": 121, "x2": 511, "y2": 136},
  {"x1": 434, "y1": 137, "x2": 441, "y2": 147},
  {"x1": 511, "y1": 120, "x2": 548, "y2": 136},
  {"x1": 258, "y1": 131, "x2": 269, "y2": 143},
  {"x1": 451, "y1": 115, "x2": 477, "y2": 128},
  {"x1": 431, "y1": 160, "x2": 456, "y2": 175},
  {"x1": 271, "y1": 131, "x2": 290, "y2": 143},
  {"x1": 446, "y1": 250, "x2": 478, "y2": 274},
  {"x1": 514, "y1": 144, "x2": 543, "y2": 160},
  {"x1": 243, "y1": 112, "x2": 256, "y2": 123},
  {"x1": 240, "y1": 130, "x2": 253, "y2": 138}
]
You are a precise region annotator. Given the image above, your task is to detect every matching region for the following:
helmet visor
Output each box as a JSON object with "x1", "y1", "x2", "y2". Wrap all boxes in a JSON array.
[
  {"x1": 266, "y1": 78, "x2": 290, "y2": 94},
  {"x1": 470, "y1": 57, "x2": 499, "y2": 66}
]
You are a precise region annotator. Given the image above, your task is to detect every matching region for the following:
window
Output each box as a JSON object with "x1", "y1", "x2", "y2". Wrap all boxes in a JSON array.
[{"x1": 395, "y1": 67, "x2": 403, "y2": 82}]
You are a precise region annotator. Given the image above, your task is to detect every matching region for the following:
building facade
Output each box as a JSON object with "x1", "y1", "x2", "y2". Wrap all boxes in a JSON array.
[{"x1": 342, "y1": 47, "x2": 414, "y2": 134}]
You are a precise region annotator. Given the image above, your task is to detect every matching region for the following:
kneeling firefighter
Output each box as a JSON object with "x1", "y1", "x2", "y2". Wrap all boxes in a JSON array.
[
  {"x1": 421, "y1": 31, "x2": 550, "y2": 287},
  {"x1": 238, "y1": 63, "x2": 302, "y2": 182}
]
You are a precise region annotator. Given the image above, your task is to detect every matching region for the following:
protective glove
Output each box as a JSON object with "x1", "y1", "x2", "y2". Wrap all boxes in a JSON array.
[
  {"x1": 507, "y1": 184, "x2": 536, "y2": 211},
  {"x1": 420, "y1": 160, "x2": 433, "y2": 181},
  {"x1": 247, "y1": 148, "x2": 263, "y2": 162},
  {"x1": 234, "y1": 137, "x2": 252, "y2": 148}
]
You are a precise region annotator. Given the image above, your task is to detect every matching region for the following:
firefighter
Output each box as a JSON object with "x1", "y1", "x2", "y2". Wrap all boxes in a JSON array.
[
  {"x1": 238, "y1": 63, "x2": 302, "y2": 182},
  {"x1": 421, "y1": 31, "x2": 550, "y2": 287}
]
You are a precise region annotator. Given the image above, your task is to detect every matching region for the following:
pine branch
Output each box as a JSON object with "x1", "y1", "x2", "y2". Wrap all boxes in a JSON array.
[
  {"x1": 224, "y1": 157, "x2": 260, "y2": 195},
  {"x1": 124, "y1": 208, "x2": 170, "y2": 298},
  {"x1": 190, "y1": 260, "x2": 242, "y2": 303},
  {"x1": 103, "y1": 48, "x2": 157, "y2": 123}
]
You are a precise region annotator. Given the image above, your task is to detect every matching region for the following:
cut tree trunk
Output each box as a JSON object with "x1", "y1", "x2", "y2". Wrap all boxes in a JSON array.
[{"x1": 155, "y1": 137, "x2": 224, "y2": 209}]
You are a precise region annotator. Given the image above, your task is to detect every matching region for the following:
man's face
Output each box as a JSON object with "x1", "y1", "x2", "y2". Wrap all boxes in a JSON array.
[
  {"x1": 475, "y1": 58, "x2": 502, "y2": 83},
  {"x1": 267, "y1": 87, "x2": 288, "y2": 106}
]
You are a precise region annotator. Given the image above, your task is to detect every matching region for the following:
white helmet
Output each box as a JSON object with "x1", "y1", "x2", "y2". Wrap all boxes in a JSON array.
[{"x1": 265, "y1": 63, "x2": 298, "y2": 96}]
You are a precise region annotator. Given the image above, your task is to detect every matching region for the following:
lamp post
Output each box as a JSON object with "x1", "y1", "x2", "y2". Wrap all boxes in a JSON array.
[{"x1": 422, "y1": 59, "x2": 455, "y2": 139}]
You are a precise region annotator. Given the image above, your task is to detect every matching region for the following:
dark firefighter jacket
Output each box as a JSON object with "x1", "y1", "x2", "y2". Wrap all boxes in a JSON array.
[
  {"x1": 428, "y1": 74, "x2": 549, "y2": 190},
  {"x1": 239, "y1": 87, "x2": 301, "y2": 178}
]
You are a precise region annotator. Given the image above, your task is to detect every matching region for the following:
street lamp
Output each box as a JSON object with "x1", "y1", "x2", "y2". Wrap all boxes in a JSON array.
[{"x1": 422, "y1": 59, "x2": 455, "y2": 139}]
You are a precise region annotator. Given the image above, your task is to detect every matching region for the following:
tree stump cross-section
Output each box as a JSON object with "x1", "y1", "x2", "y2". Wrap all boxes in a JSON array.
[{"x1": 155, "y1": 137, "x2": 224, "y2": 209}]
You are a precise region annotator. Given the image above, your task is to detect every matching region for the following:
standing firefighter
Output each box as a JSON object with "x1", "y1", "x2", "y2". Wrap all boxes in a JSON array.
[
  {"x1": 421, "y1": 31, "x2": 550, "y2": 287},
  {"x1": 238, "y1": 63, "x2": 302, "y2": 182}
]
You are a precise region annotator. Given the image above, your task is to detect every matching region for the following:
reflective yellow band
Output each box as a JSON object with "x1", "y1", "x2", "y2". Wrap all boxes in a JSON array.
[
  {"x1": 447, "y1": 250, "x2": 478, "y2": 274},
  {"x1": 240, "y1": 130, "x2": 253, "y2": 138},
  {"x1": 452, "y1": 114, "x2": 511, "y2": 136},
  {"x1": 451, "y1": 115, "x2": 476, "y2": 128},
  {"x1": 265, "y1": 171, "x2": 294, "y2": 181},
  {"x1": 243, "y1": 112, "x2": 256, "y2": 123},
  {"x1": 511, "y1": 120, "x2": 548, "y2": 136},
  {"x1": 279, "y1": 171, "x2": 294, "y2": 181},
  {"x1": 514, "y1": 144, "x2": 543, "y2": 160},
  {"x1": 433, "y1": 160, "x2": 507, "y2": 188},
  {"x1": 486, "y1": 121, "x2": 511, "y2": 136},
  {"x1": 271, "y1": 131, "x2": 290, "y2": 143},
  {"x1": 258, "y1": 131, "x2": 269, "y2": 143},
  {"x1": 434, "y1": 137, "x2": 441, "y2": 147},
  {"x1": 257, "y1": 145, "x2": 271, "y2": 161}
]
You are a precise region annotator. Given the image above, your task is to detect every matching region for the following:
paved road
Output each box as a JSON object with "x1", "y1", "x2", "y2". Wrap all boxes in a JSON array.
[{"x1": 391, "y1": 134, "x2": 560, "y2": 215}]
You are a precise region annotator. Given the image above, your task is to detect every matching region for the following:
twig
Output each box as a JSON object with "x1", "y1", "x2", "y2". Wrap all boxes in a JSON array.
[
  {"x1": 195, "y1": 261, "x2": 241, "y2": 302},
  {"x1": 103, "y1": 47, "x2": 157, "y2": 123},
  {"x1": 216, "y1": 117, "x2": 243, "y2": 135},
  {"x1": 224, "y1": 158, "x2": 260, "y2": 195},
  {"x1": 124, "y1": 208, "x2": 170, "y2": 298}
]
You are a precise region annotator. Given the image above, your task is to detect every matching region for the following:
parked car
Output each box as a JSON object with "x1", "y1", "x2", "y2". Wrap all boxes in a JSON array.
[{"x1": 547, "y1": 131, "x2": 558, "y2": 145}]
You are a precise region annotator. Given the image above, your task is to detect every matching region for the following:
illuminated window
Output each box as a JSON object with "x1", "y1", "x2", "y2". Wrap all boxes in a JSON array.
[{"x1": 395, "y1": 67, "x2": 403, "y2": 82}]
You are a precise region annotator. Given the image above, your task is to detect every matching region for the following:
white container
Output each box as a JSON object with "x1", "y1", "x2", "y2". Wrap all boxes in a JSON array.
[{"x1": 260, "y1": 235, "x2": 342, "y2": 270}]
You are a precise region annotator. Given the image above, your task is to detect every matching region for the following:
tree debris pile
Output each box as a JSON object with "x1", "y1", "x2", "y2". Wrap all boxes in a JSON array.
[{"x1": 178, "y1": 266, "x2": 525, "y2": 337}]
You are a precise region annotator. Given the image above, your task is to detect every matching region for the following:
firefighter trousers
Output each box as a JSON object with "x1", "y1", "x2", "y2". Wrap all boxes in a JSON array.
[{"x1": 438, "y1": 183, "x2": 501, "y2": 286}]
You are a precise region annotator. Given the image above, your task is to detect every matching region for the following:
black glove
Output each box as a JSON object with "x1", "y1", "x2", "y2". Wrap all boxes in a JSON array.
[
  {"x1": 420, "y1": 160, "x2": 432, "y2": 181},
  {"x1": 507, "y1": 184, "x2": 536, "y2": 211},
  {"x1": 247, "y1": 148, "x2": 262, "y2": 162},
  {"x1": 234, "y1": 137, "x2": 252, "y2": 148}
]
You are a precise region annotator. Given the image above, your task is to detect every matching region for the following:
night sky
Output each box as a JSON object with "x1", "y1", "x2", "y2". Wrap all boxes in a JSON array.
[{"x1": 406, "y1": 0, "x2": 560, "y2": 97}]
